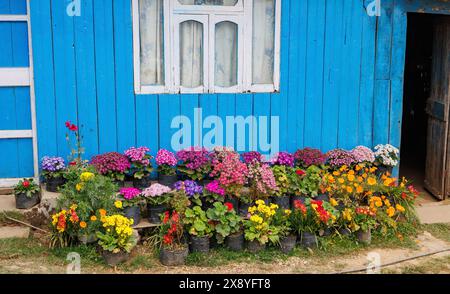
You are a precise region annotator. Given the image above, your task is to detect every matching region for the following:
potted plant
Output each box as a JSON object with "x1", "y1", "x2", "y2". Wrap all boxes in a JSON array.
[
  {"x1": 206, "y1": 202, "x2": 243, "y2": 250},
  {"x1": 96, "y1": 214, "x2": 136, "y2": 266},
  {"x1": 14, "y1": 179, "x2": 41, "y2": 209},
  {"x1": 374, "y1": 144, "x2": 399, "y2": 176},
  {"x1": 50, "y1": 204, "x2": 80, "y2": 248},
  {"x1": 289, "y1": 168, "x2": 307, "y2": 206},
  {"x1": 142, "y1": 183, "x2": 172, "y2": 223},
  {"x1": 184, "y1": 206, "x2": 213, "y2": 253},
  {"x1": 338, "y1": 207, "x2": 355, "y2": 236},
  {"x1": 116, "y1": 187, "x2": 142, "y2": 226},
  {"x1": 241, "y1": 151, "x2": 264, "y2": 164},
  {"x1": 321, "y1": 166, "x2": 365, "y2": 207},
  {"x1": 271, "y1": 165, "x2": 291, "y2": 209},
  {"x1": 156, "y1": 149, "x2": 178, "y2": 187},
  {"x1": 273, "y1": 208, "x2": 296, "y2": 253},
  {"x1": 272, "y1": 152, "x2": 295, "y2": 167},
  {"x1": 125, "y1": 146, "x2": 153, "y2": 189},
  {"x1": 203, "y1": 180, "x2": 226, "y2": 209},
  {"x1": 350, "y1": 146, "x2": 375, "y2": 168},
  {"x1": 299, "y1": 165, "x2": 324, "y2": 201},
  {"x1": 174, "y1": 180, "x2": 204, "y2": 207},
  {"x1": 41, "y1": 156, "x2": 66, "y2": 192},
  {"x1": 90, "y1": 152, "x2": 130, "y2": 186},
  {"x1": 78, "y1": 209, "x2": 106, "y2": 245},
  {"x1": 244, "y1": 200, "x2": 280, "y2": 253},
  {"x1": 176, "y1": 147, "x2": 211, "y2": 181},
  {"x1": 294, "y1": 148, "x2": 327, "y2": 169},
  {"x1": 246, "y1": 162, "x2": 278, "y2": 206},
  {"x1": 354, "y1": 206, "x2": 377, "y2": 245},
  {"x1": 210, "y1": 152, "x2": 248, "y2": 212},
  {"x1": 158, "y1": 210, "x2": 188, "y2": 266},
  {"x1": 326, "y1": 149, "x2": 356, "y2": 171}
]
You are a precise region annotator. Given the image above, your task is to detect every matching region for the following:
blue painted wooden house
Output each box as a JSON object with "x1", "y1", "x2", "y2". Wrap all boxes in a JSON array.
[{"x1": 0, "y1": 0, "x2": 449, "y2": 199}]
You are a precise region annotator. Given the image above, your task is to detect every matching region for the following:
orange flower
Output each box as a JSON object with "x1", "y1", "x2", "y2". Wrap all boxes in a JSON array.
[
  {"x1": 99, "y1": 209, "x2": 107, "y2": 216},
  {"x1": 90, "y1": 216, "x2": 97, "y2": 221},
  {"x1": 367, "y1": 177, "x2": 377, "y2": 186},
  {"x1": 80, "y1": 221, "x2": 87, "y2": 229}
]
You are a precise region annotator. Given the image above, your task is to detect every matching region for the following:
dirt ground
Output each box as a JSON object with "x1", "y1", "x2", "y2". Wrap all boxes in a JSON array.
[{"x1": 0, "y1": 230, "x2": 449, "y2": 274}]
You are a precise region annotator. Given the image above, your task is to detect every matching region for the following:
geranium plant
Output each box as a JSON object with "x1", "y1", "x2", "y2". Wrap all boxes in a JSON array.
[
  {"x1": 271, "y1": 165, "x2": 290, "y2": 197},
  {"x1": 206, "y1": 202, "x2": 242, "y2": 244},
  {"x1": 156, "y1": 149, "x2": 178, "y2": 176},
  {"x1": 125, "y1": 146, "x2": 153, "y2": 179},
  {"x1": 41, "y1": 156, "x2": 66, "y2": 179},
  {"x1": 96, "y1": 214, "x2": 136, "y2": 253},
  {"x1": 14, "y1": 178, "x2": 40, "y2": 198},
  {"x1": 294, "y1": 148, "x2": 327, "y2": 168},
  {"x1": 142, "y1": 183, "x2": 172, "y2": 206},
  {"x1": 90, "y1": 152, "x2": 130, "y2": 182},
  {"x1": 177, "y1": 147, "x2": 211, "y2": 181},
  {"x1": 299, "y1": 165, "x2": 323, "y2": 198},
  {"x1": 244, "y1": 200, "x2": 280, "y2": 245},
  {"x1": 184, "y1": 206, "x2": 213, "y2": 237},
  {"x1": 210, "y1": 153, "x2": 248, "y2": 197},
  {"x1": 246, "y1": 162, "x2": 278, "y2": 200}
]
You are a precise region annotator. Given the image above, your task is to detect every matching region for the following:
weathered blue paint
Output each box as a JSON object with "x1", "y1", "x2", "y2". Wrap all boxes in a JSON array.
[{"x1": 2, "y1": 0, "x2": 450, "y2": 179}]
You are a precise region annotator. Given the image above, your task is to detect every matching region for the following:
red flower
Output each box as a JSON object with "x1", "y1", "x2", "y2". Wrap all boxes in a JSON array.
[
  {"x1": 22, "y1": 181, "x2": 30, "y2": 188},
  {"x1": 224, "y1": 202, "x2": 233, "y2": 211},
  {"x1": 65, "y1": 121, "x2": 71, "y2": 128},
  {"x1": 65, "y1": 120, "x2": 78, "y2": 132},
  {"x1": 296, "y1": 169, "x2": 305, "y2": 176},
  {"x1": 69, "y1": 161, "x2": 77, "y2": 166},
  {"x1": 293, "y1": 200, "x2": 307, "y2": 214},
  {"x1": 163, "y1": 211, "x2": 170, "y2": 224}
]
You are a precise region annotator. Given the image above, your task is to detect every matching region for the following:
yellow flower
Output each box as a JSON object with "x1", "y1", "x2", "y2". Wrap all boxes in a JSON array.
[
  {"x1": 330, "y1": 198, "x2": 338, "y2": 207},
  {"x1": 339, "y1": 165, "x2": 348, "y2": 172},
  {"x1": 355, "y1": 165, "x2": 362, "y2": 171},
  {"x1": 387, "y1": 207, "x2": 396, "y2": 218},
  {"x1": 328, "y1": 176, "x2": 335, "y2": 183},
  {"x1": 357, "y1": 176, "x2": 363, "y2": 182},
  {"x1": 369, "y1": 167, "x2": 377, "y2": 173},
  {"x1": 347, "y1": 174, "x2": 355, "y2": 182},
  {"x1": 80, "y1": 172, "x2": 95, "y2": 182},
  {"x1": 90, "y1": 215, "x2": 97, "y2": 221},
  {"x1": 70, "y1": 204, "x2": 78, "y2": 210},
  {"x1": 396, "y1": 204, "x2": 405, "y2": 213},
  {"x1": 76, "y1": 183, "x2": 83, "y2": 191},
  {"x1": 284, "y1": 209, "x2": 292, "y2": 216},
  {"x1": 346, "y1": 186, "x2": 353, "y2": 193},
  {"x1": 333, "y1": 171, "x2": 340, "y2": 176},
  {"x1": 367, "y1": 177, "x2": 377, "y2": 186},
  {"x1": 338, "y1": 178, "x2": 345, "y2": 184},
  {"x1": 383, "y1": 178, "x2": 394, "y2": 186},
  {"x1": 114, "y1": 200, "x2": 123, "y2": 209},
  {"x1": 80, "y1": 221, "x2": 87, "y2": 229}
]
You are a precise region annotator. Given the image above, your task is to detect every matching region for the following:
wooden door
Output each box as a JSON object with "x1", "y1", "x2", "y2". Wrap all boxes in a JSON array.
[{"x1": 424, "y1": 16, "x2": 450, "y2": 200}]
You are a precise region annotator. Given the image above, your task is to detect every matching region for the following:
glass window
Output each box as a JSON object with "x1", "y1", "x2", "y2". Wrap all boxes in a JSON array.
[
  {"x1": 180, "y1": 20, "x2": 204, "y2": 88},
  {"x1": 215, "y1": 21, "x2": 238, "y2": 87},
  {"x1": 178, "y1": 0, "x2": 238, "y2": 6}
]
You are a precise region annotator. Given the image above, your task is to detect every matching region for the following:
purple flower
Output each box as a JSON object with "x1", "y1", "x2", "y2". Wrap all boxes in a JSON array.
[
  {"x1": 125, "y1": 146, "x2": 151, "y2": 166},
  {"x1": 119, "y1": 187, "x2": 141, "y2": 200},
  {"x1": 176, "y1": 147, "x2": 211, "y2": 171},
  {"x1": 41, "y1": 156, "x2": 66, "y2": 172},
  {"x1": 242, "y1": 151, "x2": 264, "y2": 164},
  {"x1": 91, "y1": 152, "x2": 130, "y2": 175},
  {"x1": 294, "y1": 148, "x2": 327, "y2": 167},
  {"x1": 174, "y1": 180, "x2": 203, "y2": 197},
  {"x1": 326, "y1": 149, "x2": 356, "y2": 168},
  {"x1": 272, "y1": 152, "x2": 295, "y2": 167},
  {"x1": 351, "y1": 146, "x2": 375, "y2": 163}
]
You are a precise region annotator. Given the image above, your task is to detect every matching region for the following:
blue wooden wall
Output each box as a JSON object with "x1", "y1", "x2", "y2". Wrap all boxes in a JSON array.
[{"x1": 27, "y1": 0, "x2": 450, "y2": 163}]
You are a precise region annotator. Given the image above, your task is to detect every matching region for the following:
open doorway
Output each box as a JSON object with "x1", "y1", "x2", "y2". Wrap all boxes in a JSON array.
[{"x1": 400, "y1": 13, "x2": 450, "y2": 202}]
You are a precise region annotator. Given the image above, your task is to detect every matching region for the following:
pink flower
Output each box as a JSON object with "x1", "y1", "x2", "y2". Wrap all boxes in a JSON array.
[
  {"x1": 205, "y1": 180, "x2": 225, "y2": 196},
  {"x1": 142, "y1": 183, "x2": 172, "y2": 197},
  {"x1": 125, "y1": 147, "x2": 151, "y2": 165},
  {"x1": 119, "y1": 187, "x2": 141, "y2": 200},
  {"x1": 156, "y1": 149, "x2": 177, "y2": 166}
]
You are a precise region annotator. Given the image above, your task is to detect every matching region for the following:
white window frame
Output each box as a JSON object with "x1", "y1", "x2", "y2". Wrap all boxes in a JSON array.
[{"x1": 132, "y1": 0, "x2": 281, "y2": 94}]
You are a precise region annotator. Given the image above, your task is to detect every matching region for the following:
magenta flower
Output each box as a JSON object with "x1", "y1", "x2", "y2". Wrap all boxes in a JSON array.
[
  {"x1": 119, "y1": 187, "x2": 141, "y2": 200},
  {"x1": 205, "y1": 180, "x2": 226, "y2": 196},
  {"x1": 242, "y1": 151, "x2": 264, "y2": 164},
  {"x1": 272, "y1": 152, "x2": 295, "y2": 167},
  {"x1": 91, "y1": 152, "x2": 130, "y2": 175},
  {"x1": 125, "y1": 147, "x2": 152, "y2": 166},
  {"x1": 326, "y1": 149, "x2": 356, "y2": 168},
  {"x1": 156, "y1": 149, "x2": 177, "y2": 166},
  {"x1": 294, "y1": 148, "x2": 327, "y2": 167}
]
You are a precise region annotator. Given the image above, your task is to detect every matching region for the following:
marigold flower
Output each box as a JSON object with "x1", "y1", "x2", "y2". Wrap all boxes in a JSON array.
[
  {"x1": 80, "y1": 221, "x2": 87, "y2": 229},
  {"x1": 90, "y1": 216, "x2": 97, "y2": 221},
  {"x1": 367, "y1": 177, "x2": 377, "y2": 186},
  {"x1": 114, "y1": 200, "x2": 123, "y2": 209}
]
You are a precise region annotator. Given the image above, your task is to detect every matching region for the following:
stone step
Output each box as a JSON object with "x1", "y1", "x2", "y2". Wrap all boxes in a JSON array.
[
  {"x1": 416, "y1": 205, "x2": 450, "y2": 224},
  {"x1": 0, "y1": 226, "x2": 30, "y2": 239}
]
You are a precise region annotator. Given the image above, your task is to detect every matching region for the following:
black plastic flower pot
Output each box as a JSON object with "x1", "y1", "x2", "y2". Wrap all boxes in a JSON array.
[
  {"x1": 78, "y1": 233, "x2": 98, "y2": 245},
  {"x1": 102, "y1": 250, "x2": 130, "y2": 267},
  {"x1": 272, "y1": 195, "x2": 290, "y2": 210},
  {"x1": 338, "y1": 227, "x2": 352, "y2": 236},
  {"x1": 320, "y1": 228, "x2": 333, "y2": 237},
  {"x1": 300, "y1": 232, "x2": 318, "y2": 249},
  {"x1": 315, "y1": 193, "x2": 329, "y2": 202},
  {"x1": 357, "y1": 229, "x2": 372, "y2": 245},
  {"x1": 238, "y1": 201, "x2": 253, "y2": 218},
  {"x1": 133, "y1": 176, "x2": 152, "y2": 189},
  {"x1": 291, "y1": 195, "x2": 308, "y2": 208},
  {"x1": 124, "y1": 205, "x2": 141, "y2": 227},
  {"x1": 147, "y1": 204, "x2": 167, "y2": 224},
  {"x1": 280, "y1": 235, "x2": 297, "y2": 254},
  {"x1": 226, "y1": 232, "x2": 245, "y2": 251},
  {"x1": 45, "y1": 176, "x2": 66, "y2": 192},
  {"x1": 159, "y1": 246, "x2": 189, "y2": 266},
  {"x1": 158, "y1": 174, "x2": 178, "y2": 188},
  {"x1": 15, "y1": 192, "x2": 40, "y2": 210},
  {"x1": 246, "y1": 240, "x2": 266, "y2": 253},
  {"x1": 190, "y1": 236, "x2": 210, "y2": 253}
]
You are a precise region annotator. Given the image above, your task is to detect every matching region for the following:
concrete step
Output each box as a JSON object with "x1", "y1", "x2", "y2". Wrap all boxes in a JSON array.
[
  {"x1": 0, "y1": 188, "x2": 59, "y2": 213},
  {"x1": 0, "y1": 226, "x2": 30, "y2": 239},
  {"x1": 416, "y1": 205, "x2": 450, "y2": 224}
]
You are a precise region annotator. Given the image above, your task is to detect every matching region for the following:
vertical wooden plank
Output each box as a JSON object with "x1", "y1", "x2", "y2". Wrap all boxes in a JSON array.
[
  {"x1": 200, "y1": 93, "x2": 219, "y2": 149},
  {"x1": 160, "y1": 94, "x2": 181, "y2": 151},
  {"x1": 359, "y1": 0, "x2": 377, "y2": 148},
  {"x1": 217, "y1": 94, "x2": 235, "y2": 149},
  {"x1": 338, "y1": 0, "x2": 363, "y2": 149},
  {"x1": 30, "y1": 0, "x2": 57, "y2": 158},
  {"x1": 235, "y1": 93, "x2": 253, "y2": 152},
  {"x1": 253, "y1": 93, "x2": 271, "y2": 155},
  {"x1": 113, "y1": 0, "x2": 136, "y2": 152},
  {"x1": 389, "y1": 1, "x2": 408, "y2": 149},
  {"x1": 271, "y1": 0, "x2": 290, "y2": 153},
  {"x1": 51, "y1": 0, "x2": 78, "y2": 158},
  {"x1": 94, "y1": 0, "x2": 118, "y2": 153},
  {"x1": 74, "y1": 0, "x2": 98, "y2": 158},
  {"x1": 8, "y1": 0, "x2": 27, "y2": 14},
  {"x1": 303, "y1": 0, "x2": 326, "y2": 149},
  {"x1": 374, "y1": 0, "x2": 394, "y2": 145},
  {"x1": 136, "y1": 94, "x2": 159, "y2": 152},
  {"x1": 180, "y1": 94, "x2": 199, "y2": 147},
  {"x1": 321, "y1": 0, "x2": 343, "y2": 152}
]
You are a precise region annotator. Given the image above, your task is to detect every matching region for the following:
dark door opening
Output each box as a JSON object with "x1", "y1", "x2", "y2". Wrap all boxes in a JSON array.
[{"x1": 400, "y1": 13, "x2": 450, "y2": 201}]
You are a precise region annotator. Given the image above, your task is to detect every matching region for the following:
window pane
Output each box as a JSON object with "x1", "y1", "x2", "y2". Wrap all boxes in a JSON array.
[
  {"x1": 215, "y1": 21, "x2": 238, "y2": 87},
  {"x1": 252, "y1": 0, "x2": 275, "y2": 85},
  {"x1": 178, "y1": 0, "x2": 238, "y2": 6},
  {"x1": 139, "y1": 0, "x2": 165, "y2": 86},
  {"x1": 180, "y1": 20, "x2": 204, "y2": 88}
]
